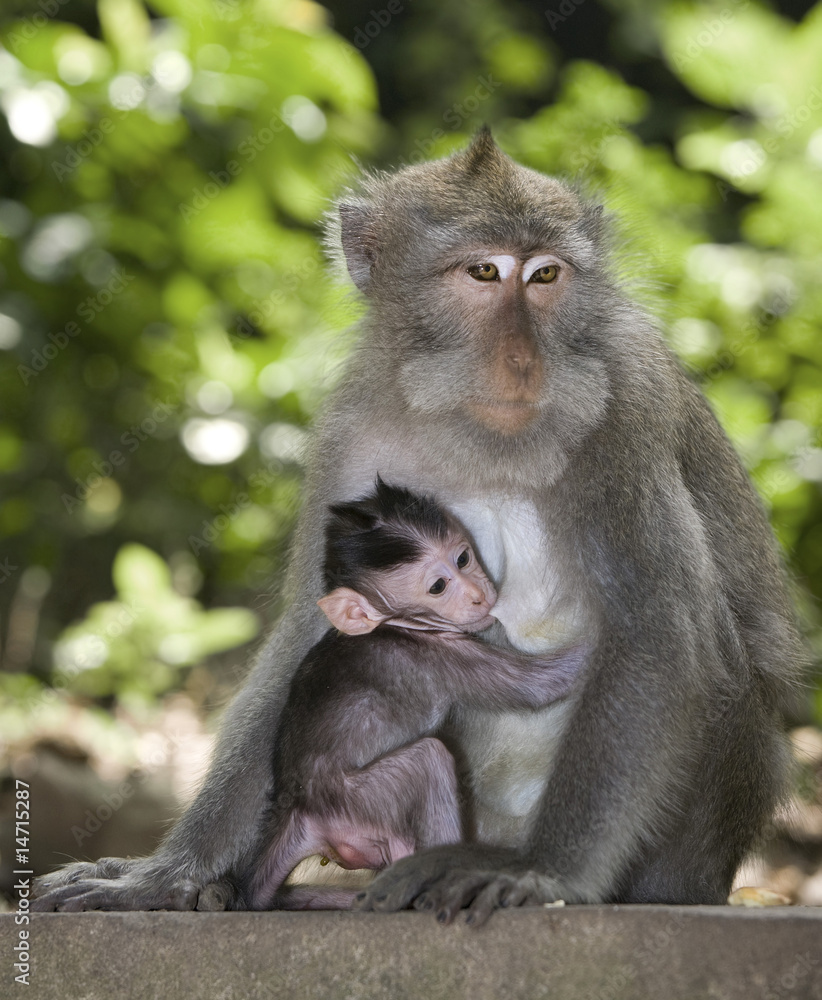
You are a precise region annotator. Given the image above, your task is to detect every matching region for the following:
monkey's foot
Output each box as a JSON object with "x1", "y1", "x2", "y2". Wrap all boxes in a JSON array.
[
  {"x1": 33, "y1": 856, "x2": 139, "y2": 896},
  {"x1": 196, "y1": 879, "x2": 244, "y2": 911},
  {"x1": 417, "y1": 869, "x2": 563, "y2": 926},
  {"x1": 32, "y1": 858, "x2": 214, "y2": 912},
  {"x1": 353, "y1": 846, "x2": 562, "y2": 927}
]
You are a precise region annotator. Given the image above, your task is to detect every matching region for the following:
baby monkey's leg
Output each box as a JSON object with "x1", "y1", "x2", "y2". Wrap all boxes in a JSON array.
[{"x1": 341, "y1": 736, "x2": 463, "y2": 857}]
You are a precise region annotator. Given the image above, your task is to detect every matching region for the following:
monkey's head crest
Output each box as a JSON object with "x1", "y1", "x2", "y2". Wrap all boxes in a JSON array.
[
  {"x1": 327, "y1": 127, "x2": 597, "y2": 296},
  {"x1": 456, "y1": 125, "x2": 509, "y2": 174},
  {"x1": 322, "y1": 478, "x2": 453, "y2": 595}
]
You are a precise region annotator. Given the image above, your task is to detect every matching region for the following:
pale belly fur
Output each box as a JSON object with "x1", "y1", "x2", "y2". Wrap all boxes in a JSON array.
[{"x1": 446, "y1": 495, "x2": 586, "y2": 847}]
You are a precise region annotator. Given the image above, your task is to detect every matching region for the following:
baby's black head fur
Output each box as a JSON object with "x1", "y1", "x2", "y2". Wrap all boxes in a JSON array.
[{"x1": 323, "y1": 477, "x2": 450, "y2": 595}]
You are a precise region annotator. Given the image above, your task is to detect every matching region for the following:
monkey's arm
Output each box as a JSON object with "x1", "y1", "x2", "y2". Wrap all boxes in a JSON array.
[
  {"x1": 674, "y1": 378, "x2": 803, "y2": 692},
  {"x1": 435, "y1": 634, "x2": 587, "y2": 709},
  {"x1": 31, "y1": 471, "x2": 338, "y2": 912}
]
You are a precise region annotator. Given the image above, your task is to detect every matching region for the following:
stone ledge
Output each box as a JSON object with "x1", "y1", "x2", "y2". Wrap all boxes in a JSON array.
[{"x1": 3, "y1": 906, "x2": 822, "y2": 1000}]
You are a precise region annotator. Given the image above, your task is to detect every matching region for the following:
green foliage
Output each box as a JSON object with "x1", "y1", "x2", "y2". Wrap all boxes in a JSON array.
[
  {"x1": 0, "y1": 0, "x2": 819, "y2": 717},
  {"x1": 53, "y1": 543, "x2": 259, "y2": 699},
  {"x1": 0, "y1": 0, "x2": 378, "y2": 699}
]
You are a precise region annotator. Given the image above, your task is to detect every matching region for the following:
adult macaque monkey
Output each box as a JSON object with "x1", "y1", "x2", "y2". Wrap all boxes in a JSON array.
[
  {"x1": 243, "y1": 478, "x2": 584, "y2": 911},
  {"x1": 34, "y1": 129, "x2": 802, "y2": 924}
]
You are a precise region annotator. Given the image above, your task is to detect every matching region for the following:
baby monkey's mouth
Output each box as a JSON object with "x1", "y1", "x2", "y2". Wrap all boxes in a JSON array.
[{"x1": 461, "y1": 613, "x2": 496, "y2": 632}]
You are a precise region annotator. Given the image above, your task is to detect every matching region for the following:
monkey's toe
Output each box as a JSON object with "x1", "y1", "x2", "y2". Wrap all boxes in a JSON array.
[{"x1": 196, "y1": 880, "x2": 239, "y2": 911}]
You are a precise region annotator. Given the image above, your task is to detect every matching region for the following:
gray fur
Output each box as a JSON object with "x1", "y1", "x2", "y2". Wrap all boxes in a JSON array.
[{"x1": 32, "y1": 129, "x2": 804, "y2": 917}]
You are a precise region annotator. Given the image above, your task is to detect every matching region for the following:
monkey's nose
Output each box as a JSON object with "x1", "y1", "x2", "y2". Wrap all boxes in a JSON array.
[{"x1": 506, "y1": 353, "x2": 533, "y2": 374}]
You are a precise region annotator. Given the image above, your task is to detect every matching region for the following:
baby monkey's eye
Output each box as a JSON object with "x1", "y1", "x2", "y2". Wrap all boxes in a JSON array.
[
  {"x1": 456, "y1": 549, "x2": 470, "y2": 569},
  {"x1": 530, "y1": 265, "x2": 559, "y2": 284},
  {"x1": 467, "y1": 263, "x2": 499, "y2": 281},
  {"x1": 429, "y1": 578, "x2": 447, "y2": 595}
]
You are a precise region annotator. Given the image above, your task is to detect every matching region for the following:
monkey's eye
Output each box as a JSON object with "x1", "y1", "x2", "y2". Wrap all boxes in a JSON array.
[
  {"x1": 530, "y1": 265, "x2": 559, "y2": 284},
  {"x1": 456, "y1": 549, "x2": 470, "y2": 569},
  {"x1": 467, "y1": 263, "x2": 499, "y2": 281},
  {"x1": 429, "y1": 578, "x2": 447, "y2": 595}
]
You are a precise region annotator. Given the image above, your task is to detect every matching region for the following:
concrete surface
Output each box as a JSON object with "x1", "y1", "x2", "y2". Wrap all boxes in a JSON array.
[{"x1": 2, "y1": 905, "x2": 822, "y2": 1000}]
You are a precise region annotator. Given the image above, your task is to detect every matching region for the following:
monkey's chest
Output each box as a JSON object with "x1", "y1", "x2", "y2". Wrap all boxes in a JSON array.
[
  {"x1": 448, "y1": 495, "x2": 584, "y2": 653},
  {"x1": 444, "y1": 496, "x2": 586, "y2": 845}
]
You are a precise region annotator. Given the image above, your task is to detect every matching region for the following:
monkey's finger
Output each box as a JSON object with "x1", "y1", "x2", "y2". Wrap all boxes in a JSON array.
[
  {"x1": 39, "y1": 876, "x2": 199, "y2": 912},
  {"x1": 353, "y1": 864, "x2": 432, "y2": 912},
  {"x1": 354, "y1": 879, "x2": 420, "y2": 912},
  {"x1": 498, "y1": 881, "x2": 529, "y2": 908},
  {"x1": 33, "y1": 857, "x2": 134, "y2": 897},
  {"x1": 412, "y1": 891, "x2": 438, "y2": 913},
  {"x1": 90, "y1": 856, "x2": 138, "y2": 879},
  {"x1": 464, "y1": 880, "x2": 509, "y2": 927},
  {"x1": 59, "y1": 884, "x2": 198, "y2": 912},
  {"x1": 411, "y1": 873, "x2": 475, "y2": 915},
  {"x1": 56, "y1": 889, "x2": 121, "y2": 912},
  {"x1": 32, "y1": 882, "x2": 99, "y2": 911},
  {"x1": 432, "y1": 873, "x2": 492, "y2": 925}
]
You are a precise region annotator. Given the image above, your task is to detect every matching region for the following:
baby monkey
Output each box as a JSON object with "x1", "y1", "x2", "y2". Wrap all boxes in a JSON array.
[{"x1": 242, "y1": 478, "x2": 585, "y2": 909}]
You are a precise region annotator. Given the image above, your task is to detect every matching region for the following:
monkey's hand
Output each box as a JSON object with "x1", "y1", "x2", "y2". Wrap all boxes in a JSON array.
[
  {"x1": 31, "y1": 858, "x2": 232, "y2": 912},
  {"x1": 353, "y1": 845, "x2": 564, "y2": 927}
]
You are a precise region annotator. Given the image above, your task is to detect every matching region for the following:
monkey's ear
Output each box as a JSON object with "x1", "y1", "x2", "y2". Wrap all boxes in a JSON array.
[
  {"x1": 338, "y1": 202, "x2": 378, "y2": 294},
  {"x1": 318, "y1": 588, "x2": 386, "y2": 635}
]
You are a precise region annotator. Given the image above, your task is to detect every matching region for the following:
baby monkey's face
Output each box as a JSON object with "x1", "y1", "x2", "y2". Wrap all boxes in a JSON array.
[{"x1": 381, "y1": 532, "x2": 497, "y2": 632}]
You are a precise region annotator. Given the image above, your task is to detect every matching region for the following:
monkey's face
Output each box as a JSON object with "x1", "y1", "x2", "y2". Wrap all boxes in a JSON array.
[
  {"x1": 386, "y1": 229, "x2": 609, "y2": 442},
  {"x1": 440, "y1": 250, "x2": 565, "y2": 435},
  {"x1": 334, "y1": 131, "x2": 612, "y2": 449},
  {"x1": 380, "y1": 534, "x2": 497, "y2": 632}
]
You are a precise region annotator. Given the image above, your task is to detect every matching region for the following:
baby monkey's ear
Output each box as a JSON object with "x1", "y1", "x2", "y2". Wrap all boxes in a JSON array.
[{"x1": 317, "y1": 588, "x2": 387, "y2": 635}]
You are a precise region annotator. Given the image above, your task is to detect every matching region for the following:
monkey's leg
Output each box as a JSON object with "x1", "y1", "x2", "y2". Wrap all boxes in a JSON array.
[
  {"x1": 32, "y1": 601, "x2": 328, "y2": 912},
  {"x1": 342, "y1": 736, "x2": 463, "y2": 859},
  {"x1": 281, "y1": 736, "x2": 462, "y2": 886},
  {"x1": 249, "y1": 739, "x2": 461, "y2": 911},
  {"x1": 248, "y1": 810, "x2": 335, "y2": 910},
  {"x1": 614, "y1": 688, "x2": 788, "y2": 904}
]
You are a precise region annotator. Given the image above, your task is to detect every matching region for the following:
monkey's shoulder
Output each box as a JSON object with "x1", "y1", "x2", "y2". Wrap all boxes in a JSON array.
[{"x1": 291, "y1": 626, "x2": 464, "y2": 695}]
